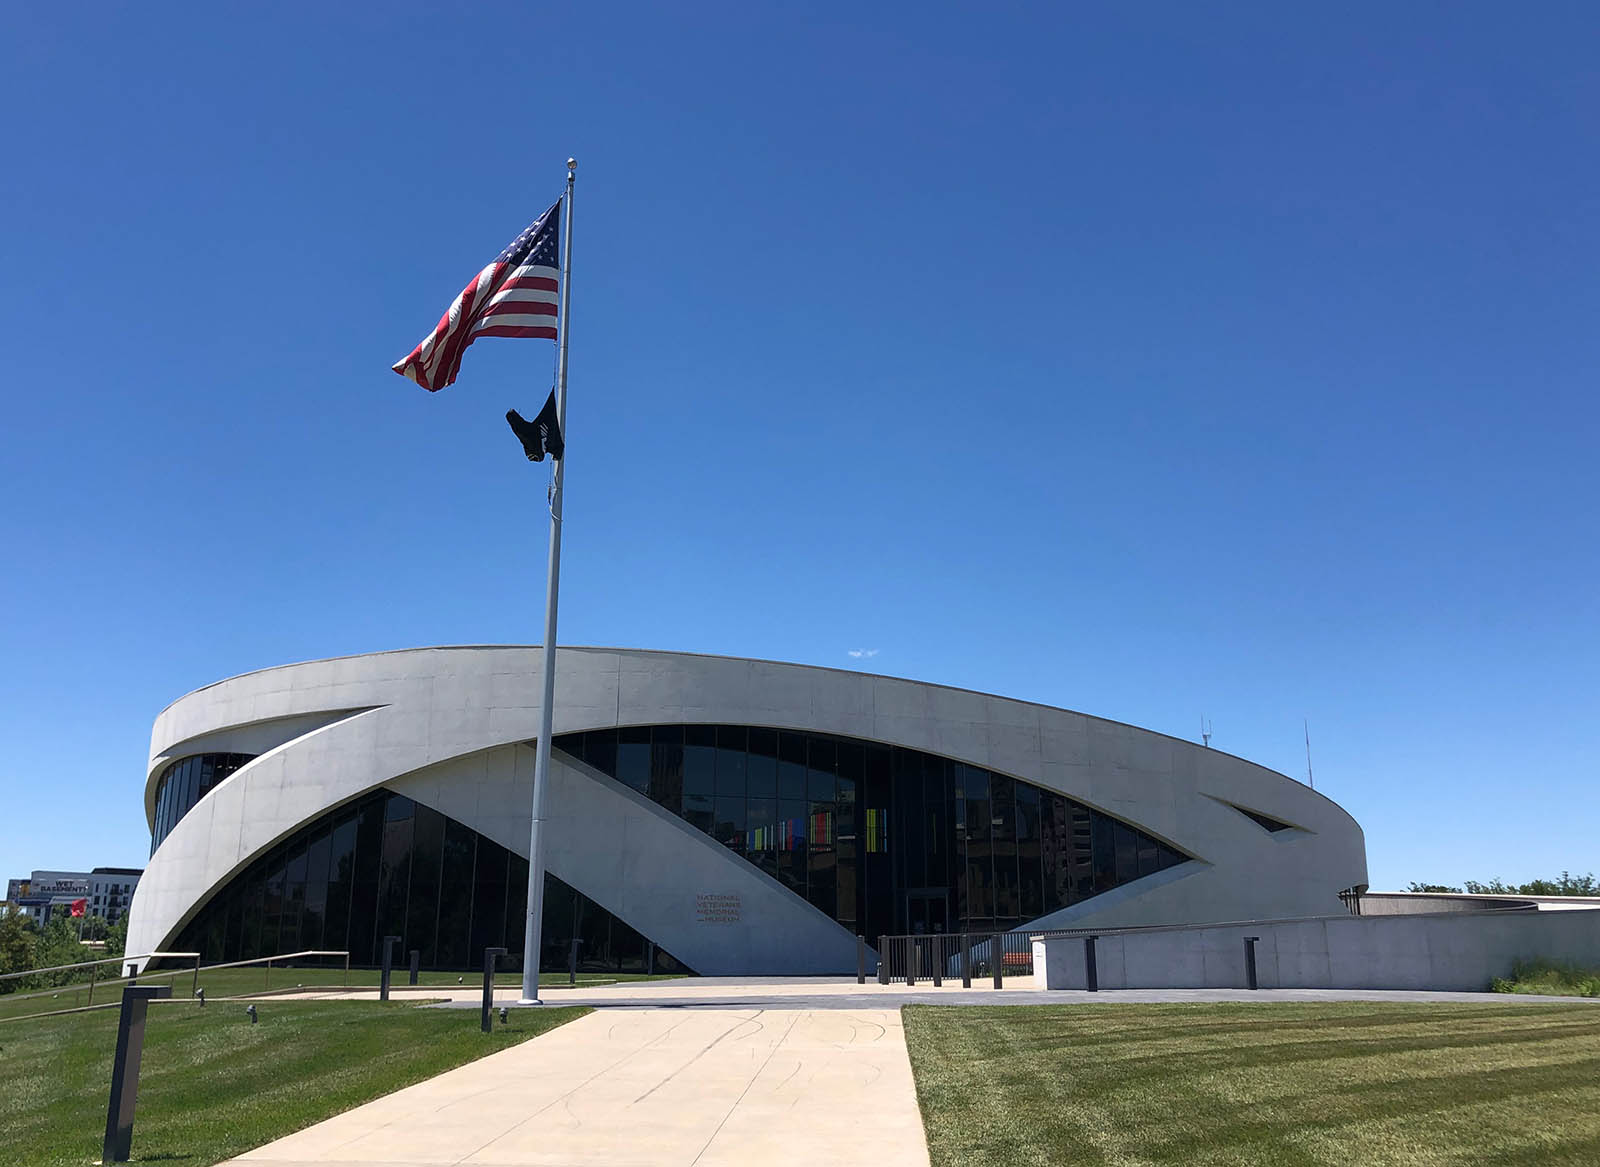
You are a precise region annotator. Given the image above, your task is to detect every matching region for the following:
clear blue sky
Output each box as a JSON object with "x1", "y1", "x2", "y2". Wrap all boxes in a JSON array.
[{"x1": 2, "y1": 3, "x2": 1595, "y2": 892}]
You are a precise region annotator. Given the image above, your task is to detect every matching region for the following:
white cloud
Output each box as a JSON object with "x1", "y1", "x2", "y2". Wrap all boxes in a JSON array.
[{"x1": 847, "y1": 648, "x2": 880, "y2": 659}]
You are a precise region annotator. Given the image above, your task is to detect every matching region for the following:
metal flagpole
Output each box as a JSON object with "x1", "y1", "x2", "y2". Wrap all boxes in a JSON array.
[{"x1": 520, "y1": 158, "x2": 576, "y2": 1004}]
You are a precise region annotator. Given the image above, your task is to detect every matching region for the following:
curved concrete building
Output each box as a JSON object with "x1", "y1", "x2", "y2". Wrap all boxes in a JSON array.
[{"x1": 127, "y1": 647, "x2": 1367, "y2": 974}]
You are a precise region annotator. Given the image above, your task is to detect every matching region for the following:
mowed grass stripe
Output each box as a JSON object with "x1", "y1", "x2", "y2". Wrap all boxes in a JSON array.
[
  {"x1": 0, "y1": 999, "x2": 588, "y2": 1167},
  {"x1": 904, "y1": 1002, "x2": 1600, "y2": 1167}
]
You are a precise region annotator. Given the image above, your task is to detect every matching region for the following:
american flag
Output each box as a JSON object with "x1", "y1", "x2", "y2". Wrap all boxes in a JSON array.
[{"x1": 392, "y1": 198, "x2": 562, "y2": 391}]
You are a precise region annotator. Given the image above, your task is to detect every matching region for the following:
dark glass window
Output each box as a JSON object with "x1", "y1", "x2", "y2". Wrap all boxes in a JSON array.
[
  {"x1": 745, "y1": 729, "x2": 777, "y2": 798},
  {"x1": 150, "y1": 752, "x2": 257, "y2": 852},
  {"x1": 650, "y1": 726, "x2": 684, "y2": 815},
  {"x1": 548, "y1": 725, "x2": 1195, "y2": 938},
  {"x1": 170, "y1": 786, "x2": 692, "y2": 975},
  {"x1": 615, "y1": 727, "x2": 650, "y2": 793}
]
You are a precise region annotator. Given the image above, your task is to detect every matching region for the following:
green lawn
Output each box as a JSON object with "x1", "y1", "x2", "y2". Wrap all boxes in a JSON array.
[
  {"x1": 0, "y1": 998, "x2": 588, "y2": 1166},
  {"x1": 0, "y1": 967, "x2": 683, "y2": 1021},
  {"x1": 904, "y1": 1002, "x2": 1600, "y2": 1166}
]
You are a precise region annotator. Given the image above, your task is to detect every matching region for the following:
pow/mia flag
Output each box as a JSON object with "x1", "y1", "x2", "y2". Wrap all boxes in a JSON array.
[{"x1": 506, "y1": 390, "x2": 565, "y2": 462}]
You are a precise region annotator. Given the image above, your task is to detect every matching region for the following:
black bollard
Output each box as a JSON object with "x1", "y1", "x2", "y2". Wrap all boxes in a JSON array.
[
  {"x1": 103, "y1": 984, "x2": 172, "y2": 1163},
  {"x1": 933, "y1": 936, "x2": 943, "y2": 987},
  {"x1": 1084, "y1": 935, "x2": 1099, "y2": 992},
  {"x1": 379, "y1": 936, "x2": 400, "y2": 1002},
  {"x1": 409, "y1": 950, "x2": 420, "y2": 986},
  {"x1": 481, "y1": 947, "x2": 506, "y2": 1034},
  {"x1": 1244, "y1": 936, "x2": 1260, "y2": 990},
  {"x1": 568, "y1": 938, "x2": 582, "y2": 986},
  {"x1": 856, "y1": 935, "x2": 866, "y2": 985},
  {"x1": 960, "y1": 933, "x2": 972, "y2": 988},
  {"x1": 878, "y1": 936, "x2": 889, "y2": 985},
  {"x1": 991, "y1": 934, "x2": 1003, "y2": 990}
]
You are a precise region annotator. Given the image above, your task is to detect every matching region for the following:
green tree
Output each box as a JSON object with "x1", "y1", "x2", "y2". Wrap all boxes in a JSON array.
[
  {"x1": 1462, "y1": 872, "x2": 1597, "y2": 896},
  {"x1": 32, "y1": 916, "x2": 91, "y2": 987},
  {"x1": 1406, "y1": 882, "x2": 1463, "y2": 893},
  {"x1": 0, "y1": 912, "x2": 36, "y2": 991},
  {"x1": 106, "y1": 915, "x2": 129, "y2": 958}
]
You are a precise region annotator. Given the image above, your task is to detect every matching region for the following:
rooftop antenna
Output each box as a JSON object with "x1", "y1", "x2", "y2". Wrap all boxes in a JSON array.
[
  {"x1": 1304, "y1": 718, "x2": 1315, "y2": 789},
  {"x1": 1200, "y1": 716, "x2": 1212, "y2": 748}
]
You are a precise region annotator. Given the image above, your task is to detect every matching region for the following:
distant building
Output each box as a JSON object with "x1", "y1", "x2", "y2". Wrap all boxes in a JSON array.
[{"x1": 4, "y1": 867, "x2": 143, "y2": 926}]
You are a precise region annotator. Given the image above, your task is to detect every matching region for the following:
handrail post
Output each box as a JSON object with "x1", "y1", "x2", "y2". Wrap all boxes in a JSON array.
[{"x1": 102, "y1": 983, "x2": 172, "y2": 1162}]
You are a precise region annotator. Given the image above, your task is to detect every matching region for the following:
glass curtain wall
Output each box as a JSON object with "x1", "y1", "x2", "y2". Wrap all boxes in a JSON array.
[
  {"x1": 171, "y1": 786, "x2": 691, "y2": 974},
  {"x1": 555, "y1": 726, "x2": 1190, "y2": 939},
  {"x1": 150, "y1": 753, "x2": 256, "y2": 853}
]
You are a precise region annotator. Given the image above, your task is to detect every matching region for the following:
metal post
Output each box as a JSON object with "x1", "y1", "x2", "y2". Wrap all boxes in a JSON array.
[
  {"x1": 102, "y1": 984, "x2": 172, "y2": 1162},
  {"x1": 379, "y1": 936, "x2": 399, "y2": 1002},
  {"x1": 856, "y1": 935, "x2": 866, "y2": 985},
  {"x1": 647, "y1": 941, "x2": 655, "y2": 976},
  {"x1": 960, "y1": 933, "x2": 971, "y2": 988},
  {"x1": 344, "y1": 950, "x2": 351, "y2": 987},
  {"x1": 264, "y1": 957, "x2": 271, "y2": 993},
  {"x1": 991, "y1": 934, "x2": 1003, "y2": 989},
  {"x1": 88, "y1": 958, "x2": 97, "y2": 1006},
  {"x1": 1084, "y1": 936, "x2": 1099, "y2": 992},
  {"x1": 409, "y1": 950, "x2": 420, "y2": 986},
  {"x1": 481, "y1": 947, "x2": 506, "y2": 1034},
  {"x1": 877, "y1": 935, "x2": 889, "y2": 985},
  {"x1": 932, "y1": 936, "x2": 943, "y2": 987},
  {"x1": 1244, "y1": 936, "x2": 1260, "y2": 990},
  {"x1": 192, "y1": 954, "x2": 200, "y2": 1000},
  {"x1": 520, "y1": 159, "x2": 578, "y2": 1006},
  {"x1": 906, "y1": 939, "x2": 916, "y2": 988},
  {"x1": 568, "y1": 938, "x2": 581, "y2": 987}
]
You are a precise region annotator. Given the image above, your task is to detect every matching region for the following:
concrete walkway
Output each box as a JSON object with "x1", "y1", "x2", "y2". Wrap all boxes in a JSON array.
[
  {"x1": 223, "y1": 1007, "x2": 930, "y2": 1167},
  {"x1": 277, "y1": 974, "x2": 1600, "y2": 1011}
]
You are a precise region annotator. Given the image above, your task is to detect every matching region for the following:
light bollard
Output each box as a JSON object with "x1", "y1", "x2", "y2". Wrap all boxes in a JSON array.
[
  {"x1": 1084, "y1": 935, "x2": 1099, "y2": 992},
  {"x1": 379, "y1": 935, "x2": 399, "y2": 1001},
  {"x1": 103, "y1": 983, "x2": 172, "y2": 1163},
  {"x1": 856, "y1": 935, "x2": 866, "y2": 985},
  {"x1": 877, "y1": 936, "x2": 889, "y2": 985},
  {"x1": 991, "y1": 934, "x2": 1003, "y2": 990},
  {"x1": 409, "y1": 949, "x2": 421, "y2": 986},
  {"x1": 568, "y1": 938, "x2": 582, "y2": 987},
  {"x1": 481, "y1": 947, "x2": 507, "y2": 1034},
  {"x1": 960, "y1": 933, "x2": 971, "y2": 988},
  {"x1": 1244, "y1": 936, "x2": 1260, "y2": 990}
]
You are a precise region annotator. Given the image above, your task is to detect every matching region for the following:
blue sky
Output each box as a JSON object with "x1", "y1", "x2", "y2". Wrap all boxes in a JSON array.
[{"x1": 2, "y1": 3, "x2": 1596, "y2": 892}]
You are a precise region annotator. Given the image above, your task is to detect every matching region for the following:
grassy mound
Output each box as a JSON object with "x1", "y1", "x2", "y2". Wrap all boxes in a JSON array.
[{"x1": 1, "y1": 998, "x2": 588, "y2": 1166}]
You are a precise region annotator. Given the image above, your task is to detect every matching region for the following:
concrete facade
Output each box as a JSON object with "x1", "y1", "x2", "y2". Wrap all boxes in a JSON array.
[
  {"x1": 127, "y1": 646, "x2": 1368, "y2": 973},
  {"x1": 1034, "y1": 909, "x2": 1600, "y2": 993}
]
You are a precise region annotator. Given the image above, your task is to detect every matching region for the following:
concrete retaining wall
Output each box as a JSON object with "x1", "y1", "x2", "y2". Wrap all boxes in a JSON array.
[{"x1": 1034, "y1": 909, "x2": 1600, "y2": 992}]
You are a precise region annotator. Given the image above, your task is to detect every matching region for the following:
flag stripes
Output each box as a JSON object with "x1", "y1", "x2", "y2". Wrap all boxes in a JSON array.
[{"x1": 393, "y1": 199, "x2": 562, "y2": 391}]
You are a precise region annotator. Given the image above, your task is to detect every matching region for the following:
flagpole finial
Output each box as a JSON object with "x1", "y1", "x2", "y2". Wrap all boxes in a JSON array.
[{"x1": 567, "y1": 157, "x2": 577, "y2": 173}]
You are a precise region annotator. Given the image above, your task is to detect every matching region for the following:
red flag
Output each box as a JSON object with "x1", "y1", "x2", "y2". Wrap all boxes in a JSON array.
[{"x1": 69, "y1": 898, "x2": 86, "y2": 917}]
